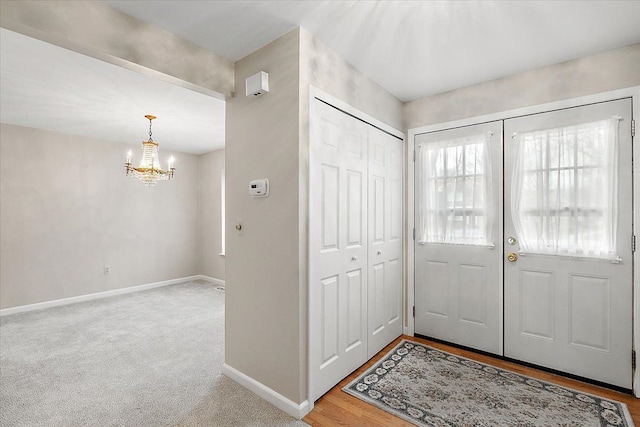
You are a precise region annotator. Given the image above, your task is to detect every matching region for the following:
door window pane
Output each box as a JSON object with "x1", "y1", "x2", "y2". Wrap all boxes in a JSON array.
[
  {"x1": 416, "y1": 133, "x2": 493, "y2": 245},
  {"x1": 511, "y1": 118, "x2": 619, "y2": 259}
]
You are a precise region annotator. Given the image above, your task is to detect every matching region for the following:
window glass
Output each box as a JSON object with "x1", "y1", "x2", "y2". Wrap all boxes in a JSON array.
[
  {"x1": 511, "y1": 118, "x2": 619, "y2": 259},
  {"x1": 416, "y1": 133, "x2": 493, "y2": 246}
]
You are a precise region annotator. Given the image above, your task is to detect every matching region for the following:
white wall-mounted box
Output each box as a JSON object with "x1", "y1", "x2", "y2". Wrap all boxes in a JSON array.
[{"x1": 246, "y1": 71, "x2": 269, "y2": 97}]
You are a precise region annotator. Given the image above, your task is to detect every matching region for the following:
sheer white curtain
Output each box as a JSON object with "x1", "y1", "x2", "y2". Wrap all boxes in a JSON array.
[
  {"x1": 511, "y1": 118, "x2": 619, "y2": 260},
  {"x1": 416, "y1": 133, "x2": 493, "y2": 246}
]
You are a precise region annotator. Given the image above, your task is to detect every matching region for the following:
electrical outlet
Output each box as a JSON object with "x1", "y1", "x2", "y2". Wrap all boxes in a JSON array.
[{"x1": 104, "y1": 266, "x2": 110, "y2": 275}]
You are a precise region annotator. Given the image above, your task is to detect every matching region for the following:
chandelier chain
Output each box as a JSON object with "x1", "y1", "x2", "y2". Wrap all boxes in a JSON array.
[{"x1": 148, "y1": 119, "x2": 153, "y2": 142}]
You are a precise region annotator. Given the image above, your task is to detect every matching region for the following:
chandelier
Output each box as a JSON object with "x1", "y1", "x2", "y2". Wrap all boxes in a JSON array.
[{"x1": 125, "y1": 115, "x2": 175, "y2": 186}]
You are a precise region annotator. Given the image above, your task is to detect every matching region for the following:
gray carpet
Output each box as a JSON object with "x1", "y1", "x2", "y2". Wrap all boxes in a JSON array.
[{"x1": 0, "y1": 281, "x2": 310, "y2": 427}]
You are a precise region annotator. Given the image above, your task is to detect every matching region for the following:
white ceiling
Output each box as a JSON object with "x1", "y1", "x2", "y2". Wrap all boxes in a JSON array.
[
  {"x1": 104, "y1": 0, "x2": 640, "y2": 102},
  {"x1": 1, "y1": 1, "x2": 639, "y2": 154},
  {"x1": 0, "y1": 28, "x2": 225, "y2": 154}
]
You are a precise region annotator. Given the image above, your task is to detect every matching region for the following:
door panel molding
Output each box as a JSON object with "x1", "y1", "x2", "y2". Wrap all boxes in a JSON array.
[
  {"x1": 568, "y1": 274, "x2": 610, "y2": 351},
  {"x1": 518, "y1": 269, "x2": 555, "y2": 340}
]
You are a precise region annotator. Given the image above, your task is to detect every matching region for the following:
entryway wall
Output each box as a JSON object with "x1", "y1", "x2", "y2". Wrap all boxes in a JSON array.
[
  {"x1": 407, "y1": 86, "x2": 640, "y2": 397},
  {"x1": 225, "y1": 27, "x2": 404, "y2": 417},
  {"x1": 403, "y1": 44, "x2": 640, "y2": 398},
  {"x1": 403, "y1": 44, "x2": 640, "y2": 131}
]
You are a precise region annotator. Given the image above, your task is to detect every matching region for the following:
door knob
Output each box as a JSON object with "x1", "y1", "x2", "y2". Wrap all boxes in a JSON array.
[
  {"x1": 507, "y1": 236, "x2": 517, "y2": 245},
  {"x1": 507, "y1": 252, "x2": 518, "y2": 262},
  {"x1": 351, "y1": 256, "x2": 357, "y2": 261}
]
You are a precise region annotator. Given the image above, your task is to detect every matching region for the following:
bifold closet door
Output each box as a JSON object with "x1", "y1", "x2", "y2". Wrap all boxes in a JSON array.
[
  {"x1": 309, "y1": 99, "x2": 369, "y2": 401},
  {"x1": 309, "y1": 98, "x2": 404, "y2": 402},
  {"x1": 367, "y1": 127, "x2": 403, "y2": 359}
]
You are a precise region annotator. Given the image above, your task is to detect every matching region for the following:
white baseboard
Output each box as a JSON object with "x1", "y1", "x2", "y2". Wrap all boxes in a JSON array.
[
  {"x1": 197, "y1": 275, "x2": 225, "y2": 286},
  {"x1": 0, "y1": 275, "x2": 209, "y2": 316},
  {"x1": 222, "y1": 363, "x2": 309, "y2": 419}
]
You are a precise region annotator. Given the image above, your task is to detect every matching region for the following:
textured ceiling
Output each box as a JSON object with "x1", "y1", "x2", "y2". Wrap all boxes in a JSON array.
[{"x1": 104, "y1": 0, "x2": 640, "y2": 102}]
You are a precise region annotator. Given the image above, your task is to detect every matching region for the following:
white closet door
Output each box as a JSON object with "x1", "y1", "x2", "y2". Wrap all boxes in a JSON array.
[
  {"x1": 310, "y1": 97, "x2": 404, "y2": 401},
  {"x1": 309, "y1": 99, "x2": 369, "y2": 400},
  {"x1": 414, "y1": 121, "x2": 503, "y2": 355},
  {"x1": 504, "y1": 98, "x2": 633, "y2": 388},
  {"x1": 367, "y1": 127, "x2": 404, "y2": 358}
]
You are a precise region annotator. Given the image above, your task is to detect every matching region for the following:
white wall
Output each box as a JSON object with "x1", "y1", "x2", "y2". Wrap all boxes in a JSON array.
[
  {"x1": 199, "y1": 149, "x2": 225, "y2": 281},
  {"x1": 0, "y1": 124, "x2": 200, "y2": 309}
]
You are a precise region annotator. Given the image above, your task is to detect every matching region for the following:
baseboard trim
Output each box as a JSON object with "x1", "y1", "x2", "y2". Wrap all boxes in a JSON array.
[
  {"x1": 222, "y1": 363, "x2": 309, "y2": 419},
  {"x1": 0, "y1": 275, "x2": 207, "y2": 316},
  {"x1": 197, "y1": 275, "x2": 225, "y2": 286}
]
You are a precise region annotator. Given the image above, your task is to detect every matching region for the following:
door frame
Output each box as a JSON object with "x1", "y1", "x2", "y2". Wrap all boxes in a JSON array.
[
  {"x1": 407, "y1": 86, "x2": 640, "y2": 397},
  {"x1": 307, "y1": 86, "x2": 406, "y2": 409}
]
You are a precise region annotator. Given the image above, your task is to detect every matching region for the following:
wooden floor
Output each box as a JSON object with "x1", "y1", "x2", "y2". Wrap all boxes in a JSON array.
[{"x1": 303, "y1": 335, "x2": 640, "y2": 426}]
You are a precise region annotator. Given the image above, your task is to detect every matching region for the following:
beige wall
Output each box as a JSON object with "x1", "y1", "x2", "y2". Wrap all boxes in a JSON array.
[
  {"x1": 0, "y1": 124, "x2": 200, "y2": 309},
  {"x1": 199, "y1": 149, "x2": 225, "y2": 281},
  {"x1": 404, "y1": 43, "x2": 640, "y2": 130},
  {"x1": 300, "y1": 28, "x2": 403, "y2": 131},
  {"x1": 0, "y1": 0, "x2": 234, "y2": 99},
  {"x1": 225, "y1": 28, "x2": 302, "y2": 403},
  {"x1": 224, "y1": 27, "x2": 404, "y2": 405},
  {"x1": 0, "y1": 0, "x2": 228, "y2": 309}
]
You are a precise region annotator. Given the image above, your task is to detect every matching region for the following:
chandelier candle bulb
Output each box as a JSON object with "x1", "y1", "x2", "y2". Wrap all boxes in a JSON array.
[{"x1": 126, "y1": 150, "x2": 132, "y2": 164}]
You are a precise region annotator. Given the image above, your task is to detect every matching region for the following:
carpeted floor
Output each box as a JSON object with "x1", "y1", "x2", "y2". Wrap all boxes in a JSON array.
[{"x1": 0, "y1": 281, "x2": 309, "y2": 427}]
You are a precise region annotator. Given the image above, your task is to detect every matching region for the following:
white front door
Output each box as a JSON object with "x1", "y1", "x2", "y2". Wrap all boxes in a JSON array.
[
  {"x1": 503, "y1": 98, "x2": 633, "y2": 388},
  {"x1": 414, "y1": 121, "x2": 503, "y2": 355},
  {"x1": 367, "y1": 127, "x2": 403, "y2": 359}
]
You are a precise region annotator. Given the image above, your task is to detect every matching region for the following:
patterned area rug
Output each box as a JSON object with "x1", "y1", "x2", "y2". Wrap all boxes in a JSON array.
[{"x1": 344, "y1": 340, "x2": 634, "y2": 427}]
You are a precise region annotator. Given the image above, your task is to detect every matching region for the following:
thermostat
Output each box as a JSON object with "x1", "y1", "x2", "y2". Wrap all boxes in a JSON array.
[{"x1": 249, "y1": 179, "x2": 269, "y2": 197}]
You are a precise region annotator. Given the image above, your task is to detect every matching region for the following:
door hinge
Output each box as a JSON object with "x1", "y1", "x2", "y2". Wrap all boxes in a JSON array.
[
  {"x1": 412, "y1": 150, "x2": 416, "y2": 162},
  {"x1": 632, "y1": 119, "x2": 635, "y2": 138},
  {"x1": 633, "y1": 350, "x2": 636, "y2": 370},
  {"x1": 412, "y1": 306, "x2": 415, "y2": 318},
  {"x1": 413, "y1": 228, "x2": 415, "y2": 240},
  {"x1": 633, "y1": 235, "x2": 636, "y2": 252}
]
